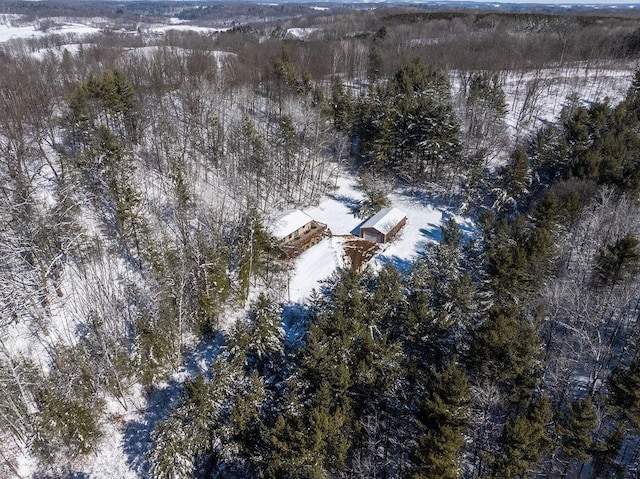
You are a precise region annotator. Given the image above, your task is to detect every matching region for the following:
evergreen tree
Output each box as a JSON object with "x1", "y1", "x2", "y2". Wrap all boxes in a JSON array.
[
  {"x1": 225, "y1": 372, "x2": 267, "y2": 477},
  {"x1": 329, "y1": 75, "x2": 355, "y2": 132},
  {"x1": 595, "y1": 234, "x2": 640, "y2": 286},
  {"x1": 502, "y1": 148, "x2": 532, "y2": 206},
  {"x1": 495, "y1": 396, "x2": 553, "y2": 478},
  {"x1": 591, "y1": 424, "x2": 624, "y2": 479},
  {"x1": 367, "y1": 46, "x2": 383, "y2": 82},
  {"x1": 410, "y1": 218, "x2": 478, "y2": 339},
  {"x1": 356, "y1": 60, "x2": 461, "y2": 185},
  {"x1": 68, "y1": 68, "x2": 139, "y2": 146},
  {"x1": 467, "y1": 72, "x2": 507, "y2": 121},
  {"x1": 469, "y1": 305, "x2": 541, "y2": 404},
  {"x1": 464, "y1": 71, "x2": 508, "y2": 160},
  {"x1": 530, "y1": 124, "x2": 568, "y2": 187},
  {"x1": 368, "y1": 263, "x2": 408, "y2": 339},
  {"x1": 412, "y1": 360, "x2": 471, "y2": 479},
  {"x1": 149, "y1": 359, "x2": 237, "y2": 479},
  {"x1": 235, "y1": 211, "x2": 281, "y2": 300},
  {"x1": 609, "y1": 353, "x2": 640, "y2": 431},
  {"x1": 30, "y1": 351, "x2": 105, "y2": 467},
  {"x1": 246, "y1": 293, "x2": 285, "y2": 377},
  {"x1": 557, "y1": 397, "x2": 597, "y2": 467}
]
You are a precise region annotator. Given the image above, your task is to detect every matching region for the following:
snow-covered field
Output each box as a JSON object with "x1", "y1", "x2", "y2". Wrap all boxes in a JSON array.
[
  {"x1": 0, "y1": 22, "x2": 101, "y2": 43},
  {"x1": 0, "y1": 15, "x2": 228, "y2": 45}
]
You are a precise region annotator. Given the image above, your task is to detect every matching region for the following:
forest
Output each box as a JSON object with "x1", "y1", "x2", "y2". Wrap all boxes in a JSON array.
[{"x1": 3, "y1": 1, "x2": 640, "y2": 478}]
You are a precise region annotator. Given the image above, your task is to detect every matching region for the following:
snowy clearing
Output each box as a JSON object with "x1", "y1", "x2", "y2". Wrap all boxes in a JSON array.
[{"x1": 283, "y1": 176, "x2": 475, "y2": 303}]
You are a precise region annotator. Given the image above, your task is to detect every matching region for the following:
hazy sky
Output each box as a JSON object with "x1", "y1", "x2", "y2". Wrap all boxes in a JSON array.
[{"x1": 410, "y1": 0, "x2": 640, "y2": 5}]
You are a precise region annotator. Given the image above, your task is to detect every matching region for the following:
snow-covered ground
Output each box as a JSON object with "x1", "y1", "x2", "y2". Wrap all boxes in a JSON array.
[
  {"x1": 286, "y1": 27, "x2": 319, "y2": 39},
  {"x1": 0, "y1": 15, "x2": 228, "y2": 45},
  {"x1": 121, "y1": 45, "x2": 237, "y2": 66},
  {"x1": 284, "y1": 176, "x2": 474, "y2": 303},
  {"x1": 145, "y1": 24, "x2": 231, "y2": 35},
  {"x1": 29, "y1": 43, "x2": 88, "y2": 60},
  {"x1": 0, "y1": 22, "x2": 101, "y2": 43},
  {"x1": 499, "y1": 64, "x2": 635, "y2": 136}
]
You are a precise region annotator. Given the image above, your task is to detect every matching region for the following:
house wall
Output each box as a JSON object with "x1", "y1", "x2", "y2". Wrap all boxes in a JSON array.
[
  {"x1": 360, "y1": 228, "x2": 383, "y2": 243},
  {"x1": 279, "y1": 221, "x2": 328, "y2": 259},
  {"x1": 384, "y1": 217, "x2": 407, "y2": 242},
  {"x1": 283, "y1": 222, "x2": 313, "y2": 244}
]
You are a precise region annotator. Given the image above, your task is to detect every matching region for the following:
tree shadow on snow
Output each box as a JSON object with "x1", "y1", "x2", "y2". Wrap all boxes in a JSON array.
[
  {"x1": 350, "y1": 218, "x2": 369, "y2": 237},
  {"x1": 122, "y1": 336, "x2": 225, "y2": 477},
  {"x1": 394, "y1": 185, "x2": 459, "y2": 210},
  {"x1": 420, "y1": 225, "x2": 442, "y2": 243},
  {"x1": 421, "y1": 211, "x2": 476, "y2": 244},
  {"x1": 281, "y1": 302, "x2": 313, "y2": 349},
  {"x1": 375, "y1": 254, "x2": 414, "y2": 273},
  {"x1": 326, "y1": 193, "x2": 363, "y2": 216}
]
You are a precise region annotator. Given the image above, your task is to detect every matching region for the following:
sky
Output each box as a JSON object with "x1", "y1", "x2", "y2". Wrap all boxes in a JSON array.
[{"x1": 391, "y1": 0, "x2": 640, "y2": 6}]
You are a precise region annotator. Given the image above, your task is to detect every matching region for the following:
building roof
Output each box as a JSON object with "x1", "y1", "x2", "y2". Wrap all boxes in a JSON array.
[
  {"x1": 360, "y1": 207, "x2": 407, "y2": 235},
  {"x1": 268, "y1": 209, "x2": 314, "y2": 240}
]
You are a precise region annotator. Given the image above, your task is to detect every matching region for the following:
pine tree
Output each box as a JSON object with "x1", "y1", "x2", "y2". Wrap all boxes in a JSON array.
[
  {"x1": 464, "y1": 71, "x2": 508, "y2": 160},
  {"x1": 31, "y1": 374, "x2": 104, "y2": 465},
  {"x1": 469, "y1": 305, "x2": 541, "y2": 404},
  {"x1": 225, "y1": 372, "x2": 266, "y2": 477},
  {"x1": 149, "y1": 360, "x2": 237, "y2": 479},
  {"x1": 191, "y1": 242, "x2": 230, "y2": 336},
  {"x1": 591, "y1": 424, "x2": 624, "y2": 479},
  {"x1": 495, "y1": 396, "x2": 553, "y2": 478},
  {"x1": 558, "y1": 397, "x2": 597, "y2": 467},
  {"x1": 368, "y1": 46, "x2": 383, "y2": 82},
  {"x1": 467, "y1": 72, "x2": 507, "y2": 121},
  {"x1": 302, "y1": 381, "x2": 352, "y2": 478},
  {"x1": 355, "y1": 60, "x2": 461, "y2": 185},
  {"x1": 68, "y1": 68, "x2": 139, "y2": 146},
  {"x1": 410, "y1": 218, "x2": 478, "y2": 338},
  {"x1": 503, "y1": 148, "x2": 531, "y2": 205},
  {"x1": 246, "y1": 293, "x2": 285, "y2": 376},
  {"x1": 149, "y1": 415, "x2": 196, "y2": 479},
  {"x1": 273, "y1": 114, "x2": 300, "y2": 202},
  {"x1": 235, "y1": 211, "x2": 280, "y2": 300},
  {"x1": 412, "y1": 361, "x2": 471, "y2": 479},
  {"x1": 368, "y1": 263, "x2": 408, "y2": 339},
  {"x1": 595, "y1": 234, "x2": 640, "y2": 286},
  {"x1": 609, "y1": 353, "x2": 640, "y2": 431},
  {"x1": 330, "y1": 76, "x2": 355, "y2": 133}
]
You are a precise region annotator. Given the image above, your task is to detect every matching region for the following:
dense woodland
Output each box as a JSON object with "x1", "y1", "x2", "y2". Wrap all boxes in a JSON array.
[{"x1": 4, "y1": 2, "x2": 640, "y2": 478}]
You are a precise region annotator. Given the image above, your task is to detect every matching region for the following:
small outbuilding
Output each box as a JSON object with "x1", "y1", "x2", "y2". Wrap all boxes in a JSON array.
[
  {"x1": 359, "y1": 207, "x2": 407, "y2": 244},
  {"x1": 269, "y1": 209, "x2": 327, "y2": 258}
]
